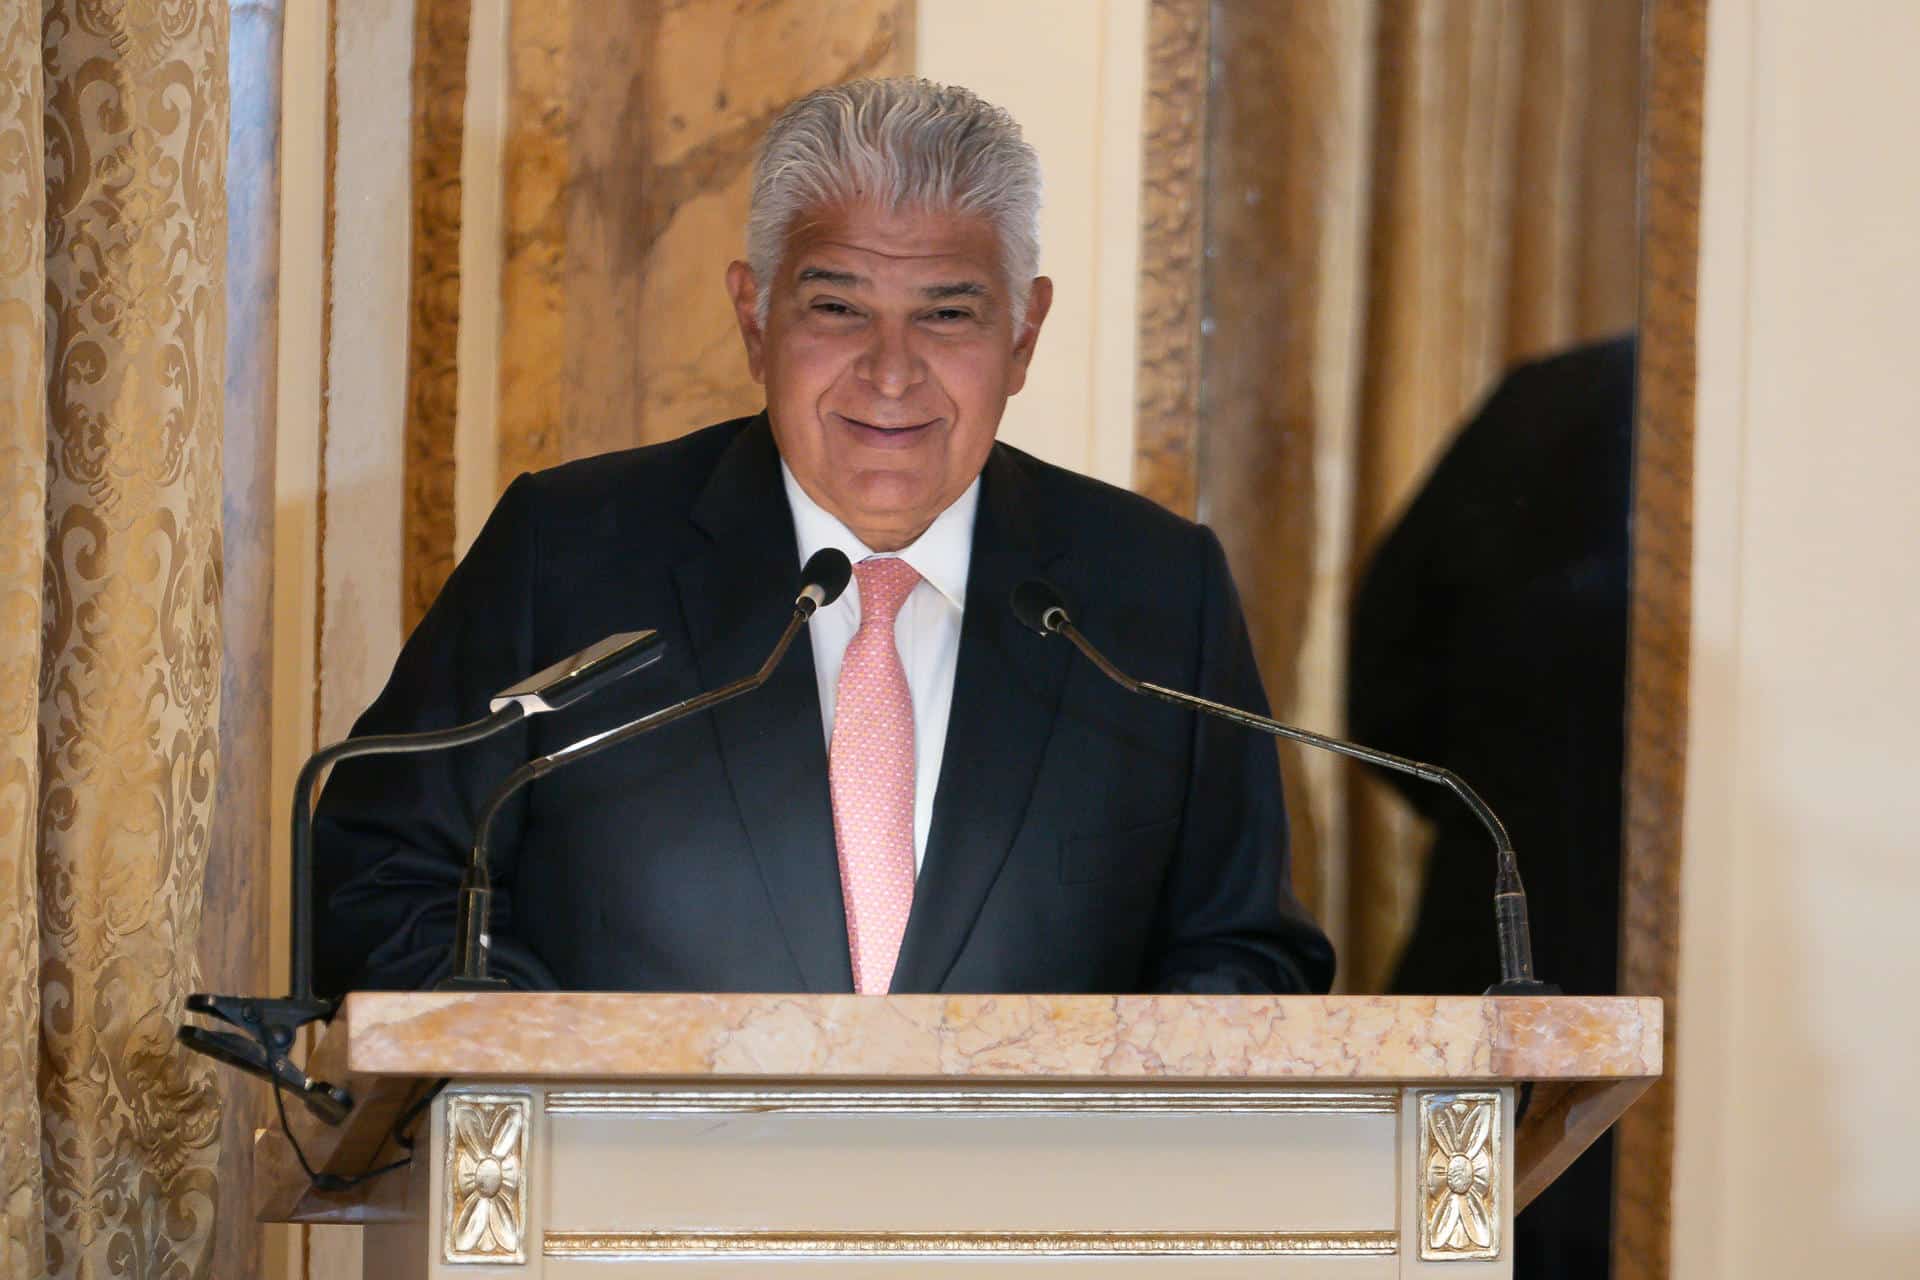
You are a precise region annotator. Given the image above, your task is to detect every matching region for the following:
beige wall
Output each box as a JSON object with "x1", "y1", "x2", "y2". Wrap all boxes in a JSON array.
[
  {"x1": 268, "y1": 2, "x2": 327, "y2": 1277},
  {"x1": 1673, "y1": 2, "x2": 1920, "y2": 1276},
  {"x1": 453, "y1": 0, "x2": 509, "y2": 555},
  {"x1": 916, "y1": 0, "x2": 1146, "y2": 488},
  {"x1": 320, "y1": 0, "x2": 415, "y2": 742},
  {"x1": 273, "y1": 3, "x2": 321, "y2": 1273}
]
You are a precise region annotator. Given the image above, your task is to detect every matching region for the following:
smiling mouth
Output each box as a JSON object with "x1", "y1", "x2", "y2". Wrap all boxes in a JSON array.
[{"x1": 835, "y1": 413, "x2": 938, "y2": 445}]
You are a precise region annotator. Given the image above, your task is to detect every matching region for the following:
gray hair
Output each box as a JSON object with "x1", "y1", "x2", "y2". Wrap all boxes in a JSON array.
[{"x1": 747, "y1": 78, "x2": 1043, "y2": 332}]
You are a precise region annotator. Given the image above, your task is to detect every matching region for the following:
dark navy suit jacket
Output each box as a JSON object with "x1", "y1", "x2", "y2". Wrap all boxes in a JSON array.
[{"x1": 313, "y1": 414, "x2": 1333, "y2": 997}]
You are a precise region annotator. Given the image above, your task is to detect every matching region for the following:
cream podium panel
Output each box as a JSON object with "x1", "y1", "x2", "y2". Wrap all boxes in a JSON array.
[{"x1": 263, "y1": 994, "x2": 1661, "y2": 1280}]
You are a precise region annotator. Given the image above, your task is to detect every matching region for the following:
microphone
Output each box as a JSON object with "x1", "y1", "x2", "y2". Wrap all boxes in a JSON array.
[
  {"x1": 444, "y1": 547, "x2": 854, "y2": 986},
  {"x1": 178, "y1": 628, "x2": 666, "y2": 1122},
  {"x1": 1011, "y1": 578, "x2": 1554, "y2": 996},
  {"x1": 489, "y1": 628, "x2": 674, "y2": 714},
  {"x1": 798, "y1": 545, "x2": 853, "y2": 614}
]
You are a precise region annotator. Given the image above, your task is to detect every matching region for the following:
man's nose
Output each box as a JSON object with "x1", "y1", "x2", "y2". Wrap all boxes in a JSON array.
[{"x1": 855, "y1": 322, "x2": 923, "y2": 397}]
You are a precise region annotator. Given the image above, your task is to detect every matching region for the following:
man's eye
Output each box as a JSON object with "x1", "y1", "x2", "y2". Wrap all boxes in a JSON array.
[
  {"x1": 926, "y1": 308, "x2": 974, "y2": 323},
  {"x1": 811, "y1": 300, "x2": 857, "y2": 316}
]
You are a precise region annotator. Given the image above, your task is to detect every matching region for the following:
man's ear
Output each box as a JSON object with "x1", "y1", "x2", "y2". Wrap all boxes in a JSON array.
[
  {"x1": 725, "y1": 260, "x2": 767, "y2": 384},
  {"x1": 1004, "y1": 276, "x2": 1054, "y2": 397}
]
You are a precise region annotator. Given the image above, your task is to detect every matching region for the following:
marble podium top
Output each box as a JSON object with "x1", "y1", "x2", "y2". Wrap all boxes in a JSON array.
[
  {"x1": 337, "y1": 992, "x2": 1661, "y2": 1082},
  {"x1": 256, "y1": 994, "x2": 1662, "y2": 1224}
]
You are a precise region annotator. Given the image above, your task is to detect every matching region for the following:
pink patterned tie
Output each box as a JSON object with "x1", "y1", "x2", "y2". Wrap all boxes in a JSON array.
[{"x1": 830, "y1": 556, "x2": 922, "y2": 994}]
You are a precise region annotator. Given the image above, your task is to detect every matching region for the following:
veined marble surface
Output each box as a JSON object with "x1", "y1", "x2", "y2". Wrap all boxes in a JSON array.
[{"x1": 340, "y1": 993, "x2": 1661, "y2": 1083}]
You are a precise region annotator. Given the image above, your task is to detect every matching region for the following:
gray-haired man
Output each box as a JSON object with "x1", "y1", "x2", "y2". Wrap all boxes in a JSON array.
[{"x1": 314, "y1": 79, "x2": 1334, "y2": 998}]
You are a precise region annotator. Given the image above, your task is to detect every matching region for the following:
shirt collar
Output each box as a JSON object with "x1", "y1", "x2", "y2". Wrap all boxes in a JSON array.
[{"x1": 781, "y1": 460, "x2": 978, "y2": 611}]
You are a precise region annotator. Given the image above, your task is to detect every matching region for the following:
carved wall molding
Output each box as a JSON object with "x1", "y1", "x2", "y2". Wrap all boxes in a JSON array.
[
  {"x1": 1418, "y1": 1090, "x2": 1502, "y2": 1262},
  {"x1": 443, "y1": 1092, "x2": 531, "y2": 1265},
  {"x1": 544, "y1": 1229, "x2": 1399, "y2": 1259},
  {"x1": 402, "y1": 0, "x2": 470, "y2": 631},
  {"x1": 1133, "y1": 0, "x2": 1209, "y2": 518},
  {"x1": 545, "y1": 1085, "x2": 1399, "y2": 1114},
  {"x1": 1616, "y1": 2, "x2": 1709, "y2": 1277}
]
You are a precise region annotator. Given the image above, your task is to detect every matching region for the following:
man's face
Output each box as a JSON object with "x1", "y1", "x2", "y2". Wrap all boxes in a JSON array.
[{"x1": 727, "y1": 203, "x2": 1052, "y2": 551}]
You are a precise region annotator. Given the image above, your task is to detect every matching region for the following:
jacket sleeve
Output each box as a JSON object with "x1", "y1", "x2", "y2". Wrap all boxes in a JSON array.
[
  {"x1": 1144, "y1": 526, "x2": 1337, "y2": 994},
  {"x1": 311, "y1": 473, "x2": 559, "y2": 997}
]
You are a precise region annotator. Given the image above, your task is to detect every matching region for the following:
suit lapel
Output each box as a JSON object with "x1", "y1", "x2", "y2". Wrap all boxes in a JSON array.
[
  {"x1": 673, "y1": 417, "x2": 854, "y2": 993},
  {"x1": 890, "y1": 446, "x2": 1072, "y2": 992}
]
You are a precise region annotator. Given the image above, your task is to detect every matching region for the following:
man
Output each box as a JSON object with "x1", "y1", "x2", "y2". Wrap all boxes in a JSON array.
[{"x1": 314, "y1": 79, "x2": 1332, "y2": 998}]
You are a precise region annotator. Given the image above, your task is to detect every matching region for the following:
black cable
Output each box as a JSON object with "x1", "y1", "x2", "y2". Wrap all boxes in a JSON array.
[
  {"x1": 271, "y1": 1075, "x2": 409, "y2": 1193},
  {"x1": 265, "y1": 1028, "x2": 443, "y2": 1193},
  {"x1": 390, "y1": 1077, "x2": 451, "y2": 1151}
]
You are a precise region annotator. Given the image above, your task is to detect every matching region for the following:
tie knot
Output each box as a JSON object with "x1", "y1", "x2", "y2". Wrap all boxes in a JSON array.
[{"x1": 854, "y1": 556, "x2": 921, "y2": 625}]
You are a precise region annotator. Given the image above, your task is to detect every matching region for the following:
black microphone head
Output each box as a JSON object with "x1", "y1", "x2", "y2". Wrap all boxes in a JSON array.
[
  {"x1": 798, "y1": 547, "x2": 853, "y2": 613},
  {"x1": 1011, "y1": 578, "x2": 1071, "y2": 635}
]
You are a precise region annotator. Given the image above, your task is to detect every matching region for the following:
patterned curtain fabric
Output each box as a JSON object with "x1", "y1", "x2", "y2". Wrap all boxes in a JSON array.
[
  {"x1": 1342, "y1": 0, "x2": 1642, "y2": 989},
  {"x1": 0, "y1": 1, "x2": 228, "y2": 1275},
  {"x1": 1191, "y1": 0, "x2": 1641, "y2": 991},
  {"x1": 1, "y1": 1, "x2": 50, "y2": 1268},
  {"x1": 1165, "y1": 0, "x2": 1641, "y2": 990}
]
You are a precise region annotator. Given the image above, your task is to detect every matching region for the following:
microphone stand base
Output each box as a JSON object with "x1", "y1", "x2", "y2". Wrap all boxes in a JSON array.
[{"x1": 1483, "y1": 979, "x2": 1563, "y2": 996}]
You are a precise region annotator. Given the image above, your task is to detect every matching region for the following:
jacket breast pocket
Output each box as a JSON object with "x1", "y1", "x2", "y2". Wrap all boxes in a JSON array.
[{"x1": 1058, "y1": 817, "x2": 1180, "y2": 885}]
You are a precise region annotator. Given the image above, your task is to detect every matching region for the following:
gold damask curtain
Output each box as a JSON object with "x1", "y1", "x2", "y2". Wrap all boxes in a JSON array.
[
  {"x1": 1343, "y1": 0, "x2": 1641, "y2": 988},
  {"x1": 1, "y1": 2, "x2": 228, "y2": 1276}
]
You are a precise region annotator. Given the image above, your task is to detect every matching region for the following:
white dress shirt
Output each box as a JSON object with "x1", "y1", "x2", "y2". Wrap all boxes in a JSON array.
[{"x1": 782, "y1": 462, "x2": 978, "y2": 873}]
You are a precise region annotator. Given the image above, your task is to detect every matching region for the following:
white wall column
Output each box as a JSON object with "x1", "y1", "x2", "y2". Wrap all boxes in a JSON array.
[{"x1": 1675, "y1": 3, "x2": 1920, "y2": 1275}]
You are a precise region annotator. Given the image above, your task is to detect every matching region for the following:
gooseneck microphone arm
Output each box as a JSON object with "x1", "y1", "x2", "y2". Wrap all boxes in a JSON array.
[
  {"x1": 1012, "y1": 580, "x2": 1551, "y2": 995},
  {"x1": 446, "y1": 548, "x2": 855, "y2": 986},
  {"x1": 179, "y1": 628, "x2": 666, "y2": 1124},
  {"x1": 172, "y1": 706, "x2": 533, "y2": 1124},
  {"x1": 446, "y1": 619, "x2": 801, "y2": 983},
  {"x1": 289, "y1": 707, "x2": 522, "y2": 1001},
  {"x1": 1054, "y1": 622, "x2": 1515, "y2": 848}
]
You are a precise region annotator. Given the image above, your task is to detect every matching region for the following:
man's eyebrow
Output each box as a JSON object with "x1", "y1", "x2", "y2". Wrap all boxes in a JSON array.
[
  {"x1": 922, "y1": 281, "x2": 989, "y2": 300},
  {"x1": 793, "y1": 270, "x2": 989, "y2": 301},
  {"x1": 796, "y1": 267, "x2": 864, "y2": 287}
]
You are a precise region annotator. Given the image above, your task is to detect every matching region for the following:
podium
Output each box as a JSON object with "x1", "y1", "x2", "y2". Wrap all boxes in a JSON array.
[{"x1": 258, "y1": 993, "x2": 1659, "y2": 1277}]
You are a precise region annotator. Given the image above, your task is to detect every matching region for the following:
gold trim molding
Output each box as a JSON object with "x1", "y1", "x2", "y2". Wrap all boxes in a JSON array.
[
  {"x1": 545, "y1": 1229, "x2": 1399, "y2": 1259},
  {"x1": 1133, "y1": 0, "x2": 1210, "y2": 516},
  {"x1": 401, "y1": 0, "x2": 469, "y2": 631},
  {"x1": 1419, "y1": 1090, "x2": 1502, "y2": 1261},
  {"x1": 443, "y1": 1092, "x2": 531, "y2": 1265},
  {"x1": 545, "y1": 1085, "x2": 1398, "y2": 1115}
]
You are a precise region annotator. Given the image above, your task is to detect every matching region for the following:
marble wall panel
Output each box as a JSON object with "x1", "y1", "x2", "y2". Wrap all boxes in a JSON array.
[{"x1": 494, "y1": 0, "x2": 914, "y2": 489}]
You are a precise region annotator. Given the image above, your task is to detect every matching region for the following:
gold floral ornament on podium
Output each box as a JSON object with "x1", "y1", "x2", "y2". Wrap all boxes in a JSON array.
[
  {"x1": 1418, "y1": 1091, "x2": 1501, "y2": 1261},
  {"x1": 443, "y1": 1093, "x2": 531, "y2": 1263}
]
